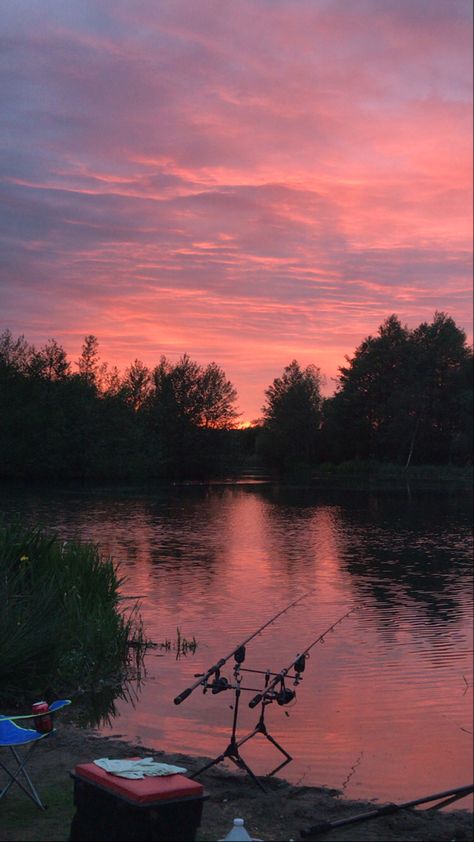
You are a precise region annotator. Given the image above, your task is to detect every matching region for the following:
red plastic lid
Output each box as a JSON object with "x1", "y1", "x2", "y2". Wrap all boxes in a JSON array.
[{"x1": 73, "y1": 761, "x2": 204, "y2": 805}]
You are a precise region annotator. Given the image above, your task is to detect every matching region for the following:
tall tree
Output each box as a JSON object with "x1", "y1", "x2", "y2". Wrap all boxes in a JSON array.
[
  {"x1": 122, "y1": 359, "x2": 152, "y2": 411},
  {"x1": 196, "y1": 362, "x2": 239, "y2": 429},
  {"x1": 99, "y1": 363, "x2": 122, "y2": 397},
  {"x1": 151, "y1": 354, "x2": 239, "y2": 429},
  {"x1": 335, "y1": 315, "x2": 412, "y2": 461},
  {"x1": 260, "y1": 360, "x2": 322, "y2": 469},
  {"x1": 147, "y1": 354, "x2": 239, "y2": 477},
  {"x1": 77, "y1": 335, "x2": 100, "y2": 386},
  {"x1": 28, "y1": 339, "x2": 70, "y2": 381},
  {"x1": 324, "y1": 312, "x2": 473, "y2": 465},
  {"x1": 408, "y1": 312, "x2": 473, "y2": 464},
  {"x1": 0, "y1": 329, "x2": 31, "y2": 376}
]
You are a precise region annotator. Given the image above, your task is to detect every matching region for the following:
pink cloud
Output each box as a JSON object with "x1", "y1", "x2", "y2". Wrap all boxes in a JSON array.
[{"x1": 1, "y1": 0, "x2": 472, "y2": 420}]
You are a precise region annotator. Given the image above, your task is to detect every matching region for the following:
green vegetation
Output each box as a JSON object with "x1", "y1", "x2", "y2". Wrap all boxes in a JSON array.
[
  {"x1": 321, "y1": 312, "x2": 472, "y2": 467},
  {"x1": 0, "y1": 781, "x2": 75, "y2": 842},
  {"x1": 257, "y1": 360, "x2": 323, "y2": 471},
  {"x1": 0, "y1": 522, "x2": 147, "y2": 704},
  {"x1": 0, "y1": 332, "x2": 241, "y2": 480},
  {"x1": 0, "y1": 311, "x2": 471, "y2": 481},
  {"x1": 258, "y1": 312, "x2": 472, "y2": 472}
]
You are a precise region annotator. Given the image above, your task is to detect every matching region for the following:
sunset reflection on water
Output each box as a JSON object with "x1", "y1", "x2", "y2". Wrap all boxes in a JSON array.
[{"x1": 1, "y1": 484, "x2": 472, "y2": 809}]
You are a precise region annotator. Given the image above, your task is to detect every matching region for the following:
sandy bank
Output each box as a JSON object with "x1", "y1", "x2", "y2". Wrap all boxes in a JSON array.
[{"x1": 1, "y1": 725, "x2": 472, "y2": 841}]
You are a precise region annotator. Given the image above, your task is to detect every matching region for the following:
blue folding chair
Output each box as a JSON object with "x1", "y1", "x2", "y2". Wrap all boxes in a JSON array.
[{"x1": 0, "y1": 699, "x2": 71, "y2": 809}]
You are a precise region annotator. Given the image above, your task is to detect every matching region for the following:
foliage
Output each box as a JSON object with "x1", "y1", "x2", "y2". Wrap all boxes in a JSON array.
[
  {"x1": 76, "y1": 334, "x2": 100, "y2": 386},
  {"x1": 0, "y1": 522, "x2": 147, "y2": 703},
  {"x1": 258, "y1": 360, "x2": 323, "y2": 470},
  {"x1": 0, "y1": 332, "x2": 240, "y2": 480},
  {"x1": 122, "y1": 358, "x2": 152, "y2": 411},
  {"x1": 0, "y1": 314, "x2": 471, "y2": 479},
  {"x1": 144, "y1": 354, "x2": 240, "y2": 477},
  {"x1": 322, "y1": 313, "x2": 473, "y2": 466},
  {"x1": 150, "y1": 353, "x2": 239, "y2": 429}
]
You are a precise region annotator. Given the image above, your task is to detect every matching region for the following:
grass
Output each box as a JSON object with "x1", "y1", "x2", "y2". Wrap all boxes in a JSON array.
[
  {"x1": 0, "y1": 520, "x2": 148, "y2": 706},
  {"x1": 0, "y1": 785, "x2": 75, "y2": 842}
]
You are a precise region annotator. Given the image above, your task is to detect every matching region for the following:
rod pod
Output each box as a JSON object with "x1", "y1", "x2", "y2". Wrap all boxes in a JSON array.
[
  {"x1": 173, "y1": 589, "x2": 316, "y2": 705},
  {"x1": 249, "y1": 607, "x2": 356, "y2": 709}
]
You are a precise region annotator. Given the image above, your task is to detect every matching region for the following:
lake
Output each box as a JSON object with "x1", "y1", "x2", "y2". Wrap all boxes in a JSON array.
[{"x1": 1, "y1": 482, "x2": 472, "y2": 809}]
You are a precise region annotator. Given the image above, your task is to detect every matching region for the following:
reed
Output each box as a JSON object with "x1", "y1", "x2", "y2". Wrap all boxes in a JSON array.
[
  {"x1": 0, "y1": 521, "x2": 148, "y2": 704},
  {"x1": 158, "y1": 627, "x2": 197, "y2": 657}
]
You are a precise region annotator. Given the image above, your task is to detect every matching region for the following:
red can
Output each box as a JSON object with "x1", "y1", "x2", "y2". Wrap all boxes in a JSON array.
[{"x1": 32, "y1": 701, "x2": 53, "y2": 733}]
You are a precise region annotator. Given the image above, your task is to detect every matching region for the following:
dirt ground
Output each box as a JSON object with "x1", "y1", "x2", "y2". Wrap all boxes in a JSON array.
[{"x1": 1, "y1": 724, "x2": 472, "y2": 842}]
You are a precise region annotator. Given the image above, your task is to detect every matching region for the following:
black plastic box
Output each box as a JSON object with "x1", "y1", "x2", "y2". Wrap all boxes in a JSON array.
[{"x1": 69, "y1": 767, "x2": 208, "y2": 842}]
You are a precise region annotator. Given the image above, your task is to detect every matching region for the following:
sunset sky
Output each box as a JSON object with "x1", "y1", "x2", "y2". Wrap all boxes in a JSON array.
[{"x1": 2, "y1": 0, "x2": 472, "y2": 421}]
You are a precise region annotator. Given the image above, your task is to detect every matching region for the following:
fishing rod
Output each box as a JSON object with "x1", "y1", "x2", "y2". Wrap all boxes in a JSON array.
[
  {"x1": 173, "y1": 589, "x2": 315, "y2": 705},
  {"x1": 248, "y1": 607, "x2": 356, "y2": 709},
  {"x1": 300, "y1": 783, "x2": 474, "y2": 837}
]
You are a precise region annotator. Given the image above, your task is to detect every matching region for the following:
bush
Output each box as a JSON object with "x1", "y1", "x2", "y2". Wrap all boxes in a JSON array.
[{"x1": 0, "y1": 522, "x2": 147, "y2": 703}]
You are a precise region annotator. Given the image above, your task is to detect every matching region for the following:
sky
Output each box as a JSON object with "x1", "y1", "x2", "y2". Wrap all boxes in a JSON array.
[{"x1": 1, "y1": 0, "x2": 472, "y2": 422}]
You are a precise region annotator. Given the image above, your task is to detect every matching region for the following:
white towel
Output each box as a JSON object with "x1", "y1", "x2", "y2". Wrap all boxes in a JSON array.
[{"x1": 93, "y1": 757, "x2": 187, "y2": 779}]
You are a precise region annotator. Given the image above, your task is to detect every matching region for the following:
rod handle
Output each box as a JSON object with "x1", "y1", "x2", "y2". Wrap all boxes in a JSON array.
[
  {"x1": 248, "y1": 693, "x2": 263, "y2": 709},
  {"x1": 173, "y1": 687, "x2": 193, "y2": 705}
]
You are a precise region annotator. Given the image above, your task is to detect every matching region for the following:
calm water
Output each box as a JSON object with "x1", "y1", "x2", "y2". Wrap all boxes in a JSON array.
[{"x1": 1, "y1": 483, "x2": 473, "y2": 809}]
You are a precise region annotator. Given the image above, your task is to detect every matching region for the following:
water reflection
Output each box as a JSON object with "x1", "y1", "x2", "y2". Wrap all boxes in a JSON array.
[
  {"x1": 0, "y1": 483, "x2": 472, "y2": 808},
  {"x1": 335, "y1": 496, "x2": 471, "y2": 632},
  {"x1": 73, "y1": 678, "x2": 145, "y2": 730}
]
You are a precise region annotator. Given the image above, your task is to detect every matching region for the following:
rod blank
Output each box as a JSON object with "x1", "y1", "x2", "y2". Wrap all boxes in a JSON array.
[{"x1": 173, "y1": 590, "x2": 315, "y2": 705}]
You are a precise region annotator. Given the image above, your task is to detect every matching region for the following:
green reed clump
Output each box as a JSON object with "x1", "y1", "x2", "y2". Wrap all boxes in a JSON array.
[{"x1": 0, "y1": 521, "x2": 147, "y2": 704}]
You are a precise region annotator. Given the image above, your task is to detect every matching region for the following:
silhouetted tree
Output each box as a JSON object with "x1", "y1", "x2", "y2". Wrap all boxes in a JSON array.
[
  {"x1": 333, "y1": 315, "x2": 412, "y2": 461},
  {"x1": 196, "y1": 362, "x2": 239, "y2": 429},
  {"x1": 77, "y1": 335, "x2": 100, "y2": 387},
  {"x1": 100, "y1": 363, "x2": 122, "y2": 397},
  {"x1": 147, "y1": 354, "x2": 239, "y2": 476},
  {"x1": 122, "y1": 359, "x2": 152, "y2": 411},
  {"x1": 151, "y1": 354, "x2": 239, "y2": 429},
  {"x1": 1, "y1": 317, "x2": 470, "y2": 480},
  {"x1": 259, "y1": 360, "x2": 322, "y2": 470},
  {"x1": 323, "y1": 312, "x2": 473, "y2": 466},
  {"x1": 0, "y1": 330, "x2": 30, "y2": 376},
  {"x1": 408, "y1": 312, "x2": 473, "y2": 464},
  {"x1": 28, "y1": 339, "x2": 70, "y2": 381}
]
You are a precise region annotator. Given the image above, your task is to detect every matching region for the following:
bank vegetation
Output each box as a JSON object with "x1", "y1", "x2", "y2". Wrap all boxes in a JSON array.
[
  {"x1": 0, "y1": 522, "x2": 146, "y2": 705},
  {"x1": 0, "y1": 311, "x2": 471, "y2": 481}
]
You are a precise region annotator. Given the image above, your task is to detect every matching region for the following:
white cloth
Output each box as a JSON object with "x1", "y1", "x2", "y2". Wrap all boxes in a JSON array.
[{"x1": 93, "y1": 757, "x2": 187, "y2": 779}]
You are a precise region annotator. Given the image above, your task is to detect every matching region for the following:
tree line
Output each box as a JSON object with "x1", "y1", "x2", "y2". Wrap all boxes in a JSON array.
[{"x1": 0, "y1": 312, "x2": 471, "y2": 480}]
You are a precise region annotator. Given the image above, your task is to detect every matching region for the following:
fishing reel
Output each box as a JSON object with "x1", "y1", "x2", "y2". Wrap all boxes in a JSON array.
[
  {"x1": 209, "y1": 670, "x2": 231, "y2": 695},
  {"x1": 276, "y1": 684, "x2": 296, "y2": 706},
  {"x1": 196, "y1": 669, "x2": 232, "y2": 695},
  {"x1": 264, "y1": 679, "x2": 296, "y2": 707}
]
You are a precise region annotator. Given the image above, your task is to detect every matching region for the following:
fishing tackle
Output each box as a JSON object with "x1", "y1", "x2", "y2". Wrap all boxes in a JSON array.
[
  {"x1": 276, "y1": 683, "x2": 296, "y2": 706},
  {"x1": 173, "y1": 596, "x2": 356, "y2": 791},
  {"x1": 248, "y1": 607, "x2": 356, "y2": 709},
  {"x1": 173, "y1": 589, "x2": 315, "y2": 705}
]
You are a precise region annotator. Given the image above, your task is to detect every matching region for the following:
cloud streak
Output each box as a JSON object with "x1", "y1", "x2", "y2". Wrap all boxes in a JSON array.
[{"x1": 1, "y1": 0, "x2": 472, "y2": 419}]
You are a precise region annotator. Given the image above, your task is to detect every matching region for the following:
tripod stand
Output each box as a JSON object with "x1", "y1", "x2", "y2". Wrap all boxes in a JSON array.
[{"x1": 190, "y1": 672, "x2": 293, "y2": 791}]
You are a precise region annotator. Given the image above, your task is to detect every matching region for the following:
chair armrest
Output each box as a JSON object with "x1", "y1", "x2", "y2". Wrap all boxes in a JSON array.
[{"x1": 0, "y1": 700, "x2": 71, "y2": 722}]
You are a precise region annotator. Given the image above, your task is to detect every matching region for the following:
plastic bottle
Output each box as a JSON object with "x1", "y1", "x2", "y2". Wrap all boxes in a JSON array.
[{"x1": 219, "y1": 817, "x2": 262, "y2": 842}]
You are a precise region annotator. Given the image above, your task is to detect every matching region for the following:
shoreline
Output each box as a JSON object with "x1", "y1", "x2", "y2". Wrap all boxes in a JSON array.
[{"x1": 2, "y1": 724, "x2": 472, "y2": 841}]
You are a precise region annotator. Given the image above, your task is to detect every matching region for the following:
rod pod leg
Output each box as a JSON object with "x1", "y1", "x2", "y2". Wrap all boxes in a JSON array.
[
  {"x1": 190, "y1": 687, "x2": 267, "y2": 791},
  {"x1": 236, "y1": 703, "x2": 293, "y2": 777}
]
